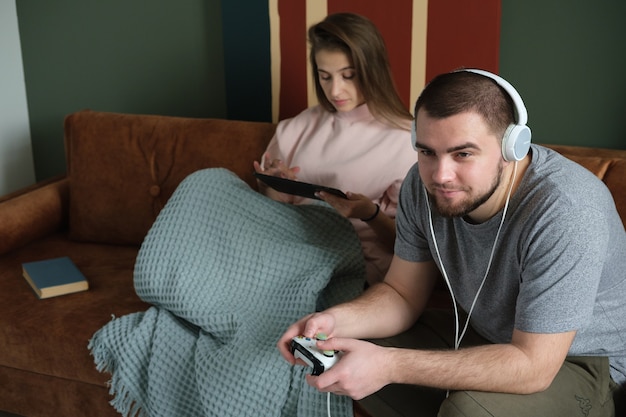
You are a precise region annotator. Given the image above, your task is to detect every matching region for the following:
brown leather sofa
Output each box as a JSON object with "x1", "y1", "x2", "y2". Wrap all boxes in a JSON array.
[{"x1": 0, "y1": 110, "x2": 624, "y2": 417}]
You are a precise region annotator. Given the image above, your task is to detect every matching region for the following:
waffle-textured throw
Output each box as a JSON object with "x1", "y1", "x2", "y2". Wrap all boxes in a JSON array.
[{"x1": 89, "y1": 168, "x2": 366, "y2": 417}]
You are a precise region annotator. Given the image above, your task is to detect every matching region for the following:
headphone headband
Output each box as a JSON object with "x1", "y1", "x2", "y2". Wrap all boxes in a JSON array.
[
  {"x1": 461, "y1": 69, "x2": 528, "y2": 126},
  {"x1": 412, "y1": 69, "x2": 532, "y2": 162}
]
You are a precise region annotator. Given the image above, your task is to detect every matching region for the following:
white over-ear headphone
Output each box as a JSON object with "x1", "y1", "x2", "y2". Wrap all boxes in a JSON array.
[{"x1": 411, "y1": 69, "x2": 532, "y2": 162}]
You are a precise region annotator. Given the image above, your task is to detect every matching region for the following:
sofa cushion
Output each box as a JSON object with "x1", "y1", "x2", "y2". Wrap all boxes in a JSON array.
[
  {"x1": 549, "y1": 151, "x2": 626, "y2": 225},
  {"x1": 64, "y1": 110, "x2": 276, "y2": 244}
]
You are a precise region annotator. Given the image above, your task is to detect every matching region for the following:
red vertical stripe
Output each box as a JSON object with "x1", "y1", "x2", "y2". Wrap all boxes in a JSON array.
[
  {"x1": 426, "y1": 0, "x2": 501, "y2": 82},
  {"x1": 278, "y1": 0, "x2": 308, "y2": 119},
  {"x1": 327, "y1": 1, "x2": 414, "y2": 110},
  {"x1": 275, "y1": 1, "x2": 502, "y2": 120}
]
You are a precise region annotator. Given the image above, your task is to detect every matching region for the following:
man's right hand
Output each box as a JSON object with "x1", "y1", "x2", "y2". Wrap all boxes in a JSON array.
[{"x1": 276, "y1": 312, "x2": 337, "y2": 363}]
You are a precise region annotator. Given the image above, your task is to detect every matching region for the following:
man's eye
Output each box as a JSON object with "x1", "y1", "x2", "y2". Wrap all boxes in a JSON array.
[
  {"x1": 457, "y1": 152, "x2": 471, "y2": 158},
  {"x1": 419, "y1": 150, "x2": 434, "y2": 157}
]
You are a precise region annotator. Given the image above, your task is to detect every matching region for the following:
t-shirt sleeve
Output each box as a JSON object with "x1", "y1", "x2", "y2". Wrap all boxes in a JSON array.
[{"x1": 394, "y1": 164, "x2": 433, "y2": 263}]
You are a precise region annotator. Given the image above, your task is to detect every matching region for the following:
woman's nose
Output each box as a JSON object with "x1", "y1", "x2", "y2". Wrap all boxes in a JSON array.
[{"x1": 330, "y1": 78, "x2": 343, "y2": 97}]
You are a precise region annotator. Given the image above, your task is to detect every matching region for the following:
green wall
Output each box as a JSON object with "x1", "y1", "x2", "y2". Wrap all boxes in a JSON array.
[
  {"x1": 500, "y1": 0, "x2": 626, "y2": 149},
  {"x1": 17, "y1": 0, "x2": 227, "y2": 181},
  {"x1": 221, "y1": 0, "x2": 272, "y2": 122},
  {"x1": 17, "y1": 1, "x2": 626, "y2": 182}
]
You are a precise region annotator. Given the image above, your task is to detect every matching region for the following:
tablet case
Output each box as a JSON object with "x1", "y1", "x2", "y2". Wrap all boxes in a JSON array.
[{"x1": 254, "y1": 172, "x2": 347, "y2": 200}]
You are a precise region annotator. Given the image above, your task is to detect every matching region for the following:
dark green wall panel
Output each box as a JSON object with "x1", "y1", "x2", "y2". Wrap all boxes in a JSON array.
[
  {"x1": 17, "y1": 0, "x2": 227, "y2": 180},
  {"x1": 221, "y1": 0, "x2": 272, "y2": 122},
  {"x1": 500, "y1": 0, "x2": 626, "y2": 149}
]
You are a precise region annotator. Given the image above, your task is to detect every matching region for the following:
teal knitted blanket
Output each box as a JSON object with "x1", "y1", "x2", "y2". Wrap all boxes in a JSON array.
[{"x1": 89, "y1": 168, "x2": 365, "y2": 417}]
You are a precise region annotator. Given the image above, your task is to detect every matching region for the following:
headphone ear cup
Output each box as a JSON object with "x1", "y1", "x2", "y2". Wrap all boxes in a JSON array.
[{"x1": 501, "y1": 124, "x2": 532, "y2": 161}]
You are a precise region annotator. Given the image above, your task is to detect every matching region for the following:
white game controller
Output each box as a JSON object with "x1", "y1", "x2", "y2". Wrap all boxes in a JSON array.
[{"x1": 291, "y1": 335, "x2": 341, "y2": 376}]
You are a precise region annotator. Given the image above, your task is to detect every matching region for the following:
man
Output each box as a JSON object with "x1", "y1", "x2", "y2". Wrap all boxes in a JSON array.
[{"x1": 278, "y1": 69, "x2": 626, "y2": 416}]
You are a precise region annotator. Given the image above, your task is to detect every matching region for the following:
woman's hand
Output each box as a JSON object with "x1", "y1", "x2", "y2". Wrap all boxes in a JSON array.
[
  {"x1": 253, "y1": 152, "x2": 300, "y2": 179},
  {"x1": 318, "y1": 191, "x2": 396, "y2": 251},
  {"x1": 253, "y1": 152, "x2": 300, "y2": 203},
  {"x1": 317, "y1": 191, "x2": 378, "y2": 221}
]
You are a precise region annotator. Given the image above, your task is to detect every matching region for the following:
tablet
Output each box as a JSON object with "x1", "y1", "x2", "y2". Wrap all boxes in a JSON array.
[{"x1": 254, "y1": 172, "x2": 347, "y2": 200}]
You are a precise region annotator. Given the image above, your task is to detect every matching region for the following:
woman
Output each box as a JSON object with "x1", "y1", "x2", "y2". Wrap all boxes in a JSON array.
[{"x1": 254, "y1": 13, "x2": 415, "y2": 285}]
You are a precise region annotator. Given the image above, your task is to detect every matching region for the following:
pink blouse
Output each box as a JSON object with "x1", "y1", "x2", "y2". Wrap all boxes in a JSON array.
[{"x1": 263, "y1": 104, "x2": 416, "y2": 284}]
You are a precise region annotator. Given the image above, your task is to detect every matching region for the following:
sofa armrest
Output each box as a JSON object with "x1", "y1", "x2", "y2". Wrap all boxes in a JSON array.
[{"x1": 0, "y1": 176, "x2": 69, "y2": 255}]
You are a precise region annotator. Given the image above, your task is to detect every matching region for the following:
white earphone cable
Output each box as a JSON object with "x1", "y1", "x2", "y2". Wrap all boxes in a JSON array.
[
  {"x1": 425, "y1": 195, "x2": 461, "y2": 347},
  {"x1": 425, "y1": 161, "x2": 518, "y2": 350},
  {"x1": 327, "y1": 391, "x2": 331, "y2": 417}
]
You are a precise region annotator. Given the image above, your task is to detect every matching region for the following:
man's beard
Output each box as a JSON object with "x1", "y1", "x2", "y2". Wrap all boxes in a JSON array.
[{"x1": 428, "y1": 163, "x2": 504, "y2": 218}]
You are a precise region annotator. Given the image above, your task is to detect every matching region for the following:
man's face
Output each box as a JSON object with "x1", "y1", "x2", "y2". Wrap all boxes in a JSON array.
[{"x1": 414, "y1": 110, "x2": 506, "y2": 220}]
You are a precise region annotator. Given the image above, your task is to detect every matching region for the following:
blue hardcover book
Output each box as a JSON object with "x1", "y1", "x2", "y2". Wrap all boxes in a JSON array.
[{"x1": 22, "y1": 257, "x2": 89, "y2": 299}]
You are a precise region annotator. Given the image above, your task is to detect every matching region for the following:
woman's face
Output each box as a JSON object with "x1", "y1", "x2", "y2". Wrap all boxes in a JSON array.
[{"x1": 315, "y1": 49, "x2": 365, "y2": 112}]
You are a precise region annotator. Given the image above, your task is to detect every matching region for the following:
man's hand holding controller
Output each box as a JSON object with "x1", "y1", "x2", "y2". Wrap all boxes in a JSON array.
[
  {"x1": 279, "y1": 312, "x2": 393, "y2": 401},
  {"x1": 279, "y1": 314, "x2": 333, "y2": 363},
  {"x1": 291, "y1": 333, "x2": 341, "y2": 376}
]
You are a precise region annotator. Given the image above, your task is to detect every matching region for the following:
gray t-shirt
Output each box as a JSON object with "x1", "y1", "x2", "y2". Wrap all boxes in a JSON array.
[{"x1": 395, "y1": 144, "x2": 626, "y2": 384}]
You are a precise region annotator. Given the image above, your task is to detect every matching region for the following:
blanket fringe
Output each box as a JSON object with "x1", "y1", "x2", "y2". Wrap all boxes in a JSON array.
[
  {"x1": 89, "y1": 336, "x2": 147, "y2": 417},
  {"x1": 109, "y1": 383, "x2": 146, "y2": 417}
]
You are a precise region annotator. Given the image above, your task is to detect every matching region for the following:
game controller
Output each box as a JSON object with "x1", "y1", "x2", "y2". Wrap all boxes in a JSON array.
[{"x1": 291, "y1": 335, "x2": 341, "y2": 376}]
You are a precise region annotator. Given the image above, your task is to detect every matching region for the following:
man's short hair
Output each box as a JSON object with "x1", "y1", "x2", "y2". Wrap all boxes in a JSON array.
[{"x1": 414, "y1": 70, "x2": 516, "y2": 139}]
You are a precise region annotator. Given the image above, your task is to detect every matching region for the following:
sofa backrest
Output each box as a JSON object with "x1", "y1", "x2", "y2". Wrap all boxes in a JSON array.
[
  {"x1": 64, "y1": 110, "x2": 276, "y2": 245},
  {"x1": 63, "y1": 110, "x2": 625, "y2": 246}
]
